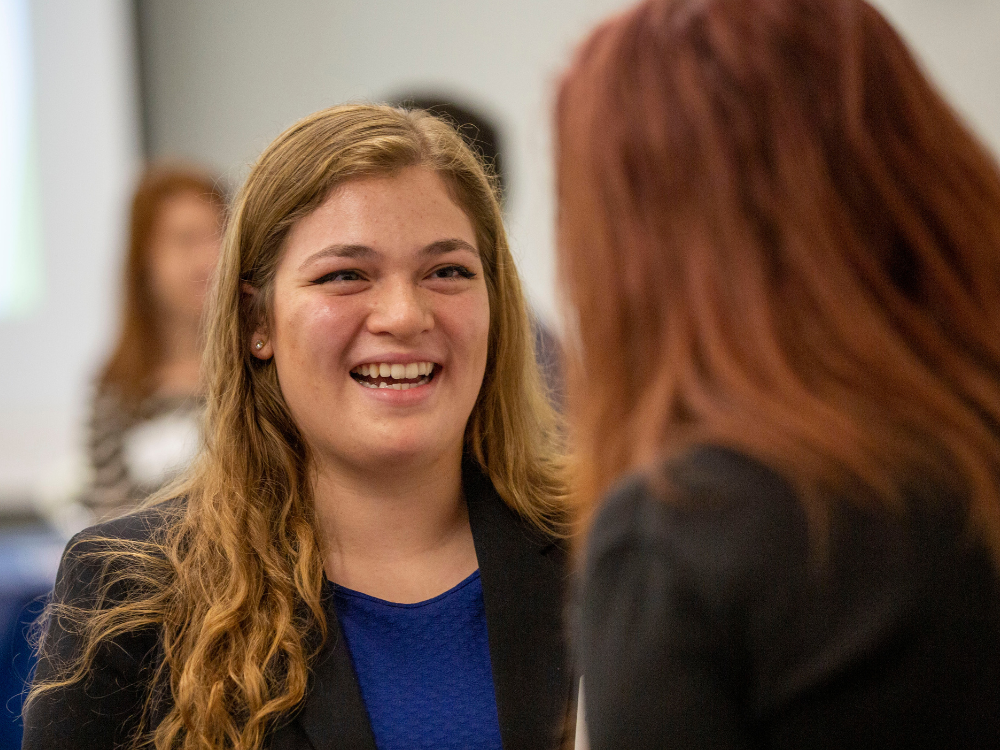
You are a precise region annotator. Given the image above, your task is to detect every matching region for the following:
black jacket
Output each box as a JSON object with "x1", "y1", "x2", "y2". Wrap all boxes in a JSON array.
[
  {"x1": 24, "y1": 461, "x2": 573, "y2": 749},
  {"x1": 578, "y1": 445, "x2": 1000, "y2": 750}
]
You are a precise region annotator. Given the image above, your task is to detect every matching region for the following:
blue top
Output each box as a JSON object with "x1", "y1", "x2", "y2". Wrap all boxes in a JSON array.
[{"x1": 332, "y1": 570, "x2": 504, "y2": 750}]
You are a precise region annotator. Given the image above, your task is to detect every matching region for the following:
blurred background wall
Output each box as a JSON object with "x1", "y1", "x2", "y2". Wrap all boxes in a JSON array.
[
  {"x1": 133, "y1": 0, "x2": 645, "y2": 326},
  {"x1": 2, "y1": 0, "x2": 1000, "y2": 512},
  {"x1": 1, "y1": 0, "x2": 140, "y2": 513}
]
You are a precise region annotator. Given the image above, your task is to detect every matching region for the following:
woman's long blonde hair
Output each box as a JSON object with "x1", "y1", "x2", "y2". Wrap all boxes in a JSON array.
[{"x1": 30, "y1": 104, "x2": 565, "y2": 749}]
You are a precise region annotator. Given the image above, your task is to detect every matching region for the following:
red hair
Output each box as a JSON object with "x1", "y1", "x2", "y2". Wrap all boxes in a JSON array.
[
  {"x1": 99, "y1": 163, "x2": 226, "y2": 407},
  {"x1": 557, "y1": 0, "x2": 1000, "y2": 557}
]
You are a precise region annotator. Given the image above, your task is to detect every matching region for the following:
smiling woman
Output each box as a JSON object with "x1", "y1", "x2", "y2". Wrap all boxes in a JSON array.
[
  {"x1": 23, "y1": 105, "x2": 572, "y2": 750},
  {"x1": 253, "y1": 167, "x2": 492, "y2": 506}
]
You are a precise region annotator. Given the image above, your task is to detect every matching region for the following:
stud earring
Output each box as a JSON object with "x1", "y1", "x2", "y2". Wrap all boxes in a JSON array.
[{"x1": 255, "y1": 340, "x2": 264, "y2": 350}]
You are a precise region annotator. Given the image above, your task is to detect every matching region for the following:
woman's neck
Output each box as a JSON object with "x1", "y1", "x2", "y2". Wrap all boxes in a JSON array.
[{"x1": 313, "y1": 449, "x2": 478, "y2": 604}]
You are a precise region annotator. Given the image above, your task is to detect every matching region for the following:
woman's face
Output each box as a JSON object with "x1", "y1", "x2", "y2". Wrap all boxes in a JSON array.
[
  {"x1": 253, "y1": 166, "x2": 490, "y2": 476},
  {"x1": 148, "y1": 190, "x2": 224, "y2": 326}
]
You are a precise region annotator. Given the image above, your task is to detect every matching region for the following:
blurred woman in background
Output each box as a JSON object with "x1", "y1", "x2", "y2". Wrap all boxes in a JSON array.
[
  {"x1": 557, "y1": 0, "x2": 1000, "y2": 746},
  {"x1": 24, "y1": 105, "x2": 571, "y2": 750},
  {"x1": 83, "y1": 164, "x2": 226, "y2": 519}
]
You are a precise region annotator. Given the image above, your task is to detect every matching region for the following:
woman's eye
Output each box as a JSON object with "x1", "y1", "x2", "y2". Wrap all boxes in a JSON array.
[
  {"x1": 432, "y1": 265, "x2": 476, "y2": 280},
  {"x1": 313, "y1": 270, "x2": 363, "y2": 284}
]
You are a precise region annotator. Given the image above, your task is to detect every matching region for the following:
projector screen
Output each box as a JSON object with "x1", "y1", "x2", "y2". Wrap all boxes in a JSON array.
[
  {"x1": 0, "y1": 0, "x2": 42, "y2": 320},
  {"x1": 0, "y1": 0, "x2": 140, "y2": 509}
]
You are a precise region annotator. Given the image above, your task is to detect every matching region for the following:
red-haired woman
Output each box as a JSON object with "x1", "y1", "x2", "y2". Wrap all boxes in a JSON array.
[
  {"x1": 82, "y1": 164, "x2": 226, "y2": 519},
  {"x1": 557, "y1": 0, "x2": 1000, "y2": 747}
]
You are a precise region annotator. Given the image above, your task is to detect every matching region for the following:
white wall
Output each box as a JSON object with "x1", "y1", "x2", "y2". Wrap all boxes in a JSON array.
[
  {"x1": 872, "y1": 0, "x2": 1000, "y2": 155},
  {"x1": 137, "y1": 0, "x2": 640, "y2": 327},
  {"x1": 0, "y1": 0, "x2": 141, "y2": 507}
]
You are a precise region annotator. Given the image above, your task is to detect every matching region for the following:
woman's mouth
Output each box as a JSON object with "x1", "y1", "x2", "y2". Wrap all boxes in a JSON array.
[{"x1": 350, "y1": 361, "x2": 437, "y2": 390}]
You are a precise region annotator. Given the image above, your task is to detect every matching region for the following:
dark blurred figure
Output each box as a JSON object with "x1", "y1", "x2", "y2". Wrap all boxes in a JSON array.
[
  {"x1": 396, "y1": 96, "x2": 506, "y2": 202},
  {"x1": 82, "y1": 163, "x2": 226, "y2": 519},
  {"x1": 396, "y1": 94, "x2": 563, "y2": 407},
  {"x1": 557, "y1": 0, "x2": 1000, "y2": 747}
]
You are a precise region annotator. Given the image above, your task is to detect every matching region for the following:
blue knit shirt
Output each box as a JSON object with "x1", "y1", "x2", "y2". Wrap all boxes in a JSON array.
[{"x1": 332, "y1": 570, "x2": 503, "y2": 750}]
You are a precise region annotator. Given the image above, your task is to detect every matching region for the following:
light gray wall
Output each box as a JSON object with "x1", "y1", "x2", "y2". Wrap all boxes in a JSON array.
[
  {"x1": 136, "y1": 0, "x2": 640, "y2": 326},
  {"x1": 873, "y1": 0, "x2": 1000, "y2": 154},
  {"x1": 0, "y1": 0, "x2": 141, "y2": 507}
]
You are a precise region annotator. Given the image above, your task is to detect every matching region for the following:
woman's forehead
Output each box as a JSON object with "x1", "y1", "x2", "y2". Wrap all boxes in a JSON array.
[{"x1": 277, "y1": 168, "x2": 479, "y2": 269}]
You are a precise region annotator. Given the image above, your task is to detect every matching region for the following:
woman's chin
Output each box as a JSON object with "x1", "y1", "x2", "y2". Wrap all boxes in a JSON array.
[{"x1": 339, "y1": 436, "x2": 464, "y2": 476}]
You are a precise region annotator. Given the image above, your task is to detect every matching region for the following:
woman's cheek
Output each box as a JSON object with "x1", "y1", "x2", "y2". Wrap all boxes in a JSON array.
[{"x1": 442, "y1": 292, "x2": 490, "y2": 353}]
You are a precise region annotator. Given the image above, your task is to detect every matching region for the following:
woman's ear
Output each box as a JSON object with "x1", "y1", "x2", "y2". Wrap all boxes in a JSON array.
[{"x1": 242, "y1": 282, "x2": 273, "y2": 360}]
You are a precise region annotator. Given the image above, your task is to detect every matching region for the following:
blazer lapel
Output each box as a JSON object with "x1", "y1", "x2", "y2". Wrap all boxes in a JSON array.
[
  {"x1": 290, "y1": 592, "x2": 378, "y2": 750},
  {"x1": 274, "y1": 462, "x2": 572, "y2": 750},
  {"x1": 465, "y1": 460, "x2": 573, "y2": 750}
]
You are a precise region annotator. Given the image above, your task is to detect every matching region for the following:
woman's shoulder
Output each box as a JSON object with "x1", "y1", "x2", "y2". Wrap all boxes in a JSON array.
[
  {"x1": 584, "y1": 443, "x2": 979, "y2": 626},
  {"x1": 55, "y1": 499, "x2": 185, "y2": 603},
  {"x1": 70, "y1": 497, "x2": 185, "y2": 553},
  {"x1": 24, "y1": 504, "x2": 182, "y2": 750},
  {"x1": 588, "y1": 445, "x2": 804, "y2": 567},
  {"x1": 590, "y1": 443, "x2": 971, "y2": 561}
]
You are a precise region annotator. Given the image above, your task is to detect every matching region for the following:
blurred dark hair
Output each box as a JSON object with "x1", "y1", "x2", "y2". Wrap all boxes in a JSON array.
[
  {"x1": 394, "y1": 94, "x2": 506, "y2": 202},
  {"x1": 99, "y1": 162, "x2": 226, "y2": 407},
  {"x1": 557, "y1": 0, "x2": 1000, "y2": 558}
]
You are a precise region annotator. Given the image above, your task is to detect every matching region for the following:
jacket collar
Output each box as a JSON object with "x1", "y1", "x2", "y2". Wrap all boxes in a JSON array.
[
  {"x1": 291, "y1": 458, "x2": 571, "y2": 750},
  {"x1": 464, "y1": 458, "x2": 572, "y2": 750}
]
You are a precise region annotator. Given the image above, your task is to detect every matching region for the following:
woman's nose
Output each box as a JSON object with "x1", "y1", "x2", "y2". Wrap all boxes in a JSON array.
[{"x1": 367, "y1": 279, "x2": 433, "y2": 338}]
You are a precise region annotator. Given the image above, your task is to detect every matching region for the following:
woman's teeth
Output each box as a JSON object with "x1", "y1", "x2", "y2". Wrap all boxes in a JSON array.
[{"x1": 351, "y1": 361, "x2": 435, "y2": 390}]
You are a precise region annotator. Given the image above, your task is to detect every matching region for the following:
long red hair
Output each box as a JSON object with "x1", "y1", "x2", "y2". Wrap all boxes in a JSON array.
[
  {"x1": 556, "y1": 0, "x2": 1000, "y2": 557},
  {"x1": 99, "y1": 163, "x2": 226, "y2": 407}
]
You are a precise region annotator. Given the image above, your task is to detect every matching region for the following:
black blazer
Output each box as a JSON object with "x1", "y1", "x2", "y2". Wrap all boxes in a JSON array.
[
  {"x1": 23, "y1": 461, "x2": 574, "y2": 749},
  {"x1": 578, "y1": 445, "x2": 1000, "y2": 749}
]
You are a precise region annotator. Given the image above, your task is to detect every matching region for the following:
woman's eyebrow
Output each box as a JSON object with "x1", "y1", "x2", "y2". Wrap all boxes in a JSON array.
[
  {"x1": 298, "y1": 243, "x2": 374, "y2": 271},
  {"x1": 422, "y1": 238, "x2": 480, "y2": 257},
  {"x1": 298, "y1": 238, "x2": 478, "y2": 273}
]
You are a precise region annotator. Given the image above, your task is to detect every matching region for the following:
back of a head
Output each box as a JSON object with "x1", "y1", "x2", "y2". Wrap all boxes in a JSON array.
[{"x1": 557, "y1": 0, "x2": 1000, "y2": 552}]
